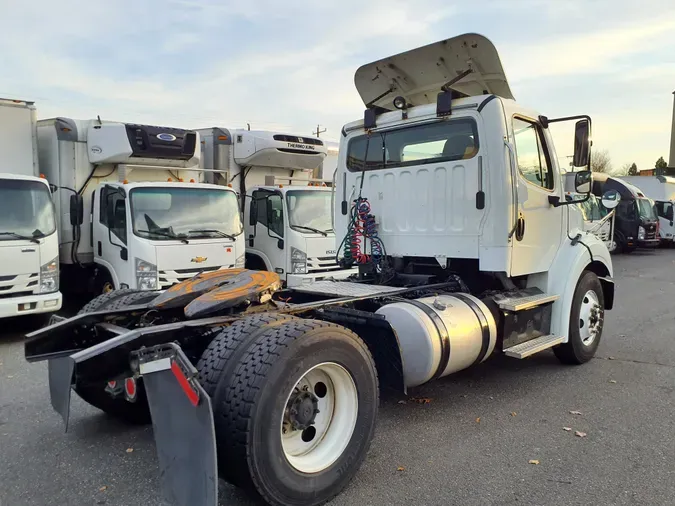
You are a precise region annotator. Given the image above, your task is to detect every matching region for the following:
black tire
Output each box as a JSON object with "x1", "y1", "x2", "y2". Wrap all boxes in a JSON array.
[
  {"x1": 197, "y1": 313, "x2": 296, "y2": 399},
  {"x1": 611, "y1": 230, "x2": 625, "y2": 254},
  {"x1": 73, "y1": 289, "x2": 160, "y2": 424},
  {"x1": 213, "y1": 319, "x2": 379, "y2": 506},
  {"x1": 554, "y1": 271, "x2": 605, "y2": 365},
  {"x1": 77, "y1": 288, "x2": 143, "y2": 315}
]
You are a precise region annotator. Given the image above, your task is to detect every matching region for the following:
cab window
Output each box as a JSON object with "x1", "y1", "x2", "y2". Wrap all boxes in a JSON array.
[{"x1": 513, "y1": 118, "x2": 554, "y2": 190}]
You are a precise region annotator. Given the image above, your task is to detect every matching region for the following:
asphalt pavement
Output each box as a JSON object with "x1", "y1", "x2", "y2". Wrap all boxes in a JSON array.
[{"x1": 1, "y1": 250, "x2": 674, "y2": 506}]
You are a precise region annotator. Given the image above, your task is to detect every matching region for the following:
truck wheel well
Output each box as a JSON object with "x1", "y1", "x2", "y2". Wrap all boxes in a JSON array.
[
  {"x1": 245, "y1": 253, "x2": 268, "y2": 271},
  {"x1": 314, "y1": 309, "x2": 405, "y2": 394},
  {"x1": 585, "y1": 261, "x2": 614, "y2": 310}
]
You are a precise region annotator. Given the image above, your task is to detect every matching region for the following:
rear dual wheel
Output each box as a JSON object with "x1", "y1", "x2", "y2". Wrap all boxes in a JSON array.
[{"x1": 198, "y1": 317, "x2": 379, "y2": 506}]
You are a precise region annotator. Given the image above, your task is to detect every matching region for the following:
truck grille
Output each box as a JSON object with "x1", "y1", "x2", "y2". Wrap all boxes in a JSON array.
[
  {"x1": 158, "y1": 266, "x2": 232, "y2": 289},
  {"x1": 645, "y1": 224, "x2": 657, "y2": 240},
  {"x1": 0, "y1": 273, "x2": 39, "y2": 296},
  {"x1": 307, "y1": 256, "x2": 341, "y2": 274}
]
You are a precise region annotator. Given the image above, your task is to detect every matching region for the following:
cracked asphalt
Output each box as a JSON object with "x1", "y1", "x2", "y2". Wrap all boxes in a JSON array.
[{"x1": 1, "y1": 250, "x2": 674, "y2": 506}]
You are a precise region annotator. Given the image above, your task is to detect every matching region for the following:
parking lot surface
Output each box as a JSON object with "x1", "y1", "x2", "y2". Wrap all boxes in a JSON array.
[{"x1": 1, "y1": 250, "x2": 674, "y2": 506}]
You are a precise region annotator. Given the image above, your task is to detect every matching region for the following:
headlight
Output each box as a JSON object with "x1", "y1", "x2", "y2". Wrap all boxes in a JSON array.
[
  {"x1": 39, "y1": 256, "x2": 59, "y2": 294},
  {"x1": 135, "y1": 258, "x2": 158, "y2": 291},
  {"x1": 638, "y1": 226, "x2": 645, "y2": 240},
  {"x1": 235, "y1": 253, "x2": 245, "y2": 268},
  {"x1": 291, "y1": 247, "x2": 307, "y2": 274}
]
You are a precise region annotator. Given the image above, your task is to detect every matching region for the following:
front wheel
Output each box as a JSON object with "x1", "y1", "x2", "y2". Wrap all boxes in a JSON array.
[
  {"x1": 554, "y1": 271, "x2": 605, "y2": 365},
  {"x1": 213, "y1": 319, "x2": 379, "y2": 505}
]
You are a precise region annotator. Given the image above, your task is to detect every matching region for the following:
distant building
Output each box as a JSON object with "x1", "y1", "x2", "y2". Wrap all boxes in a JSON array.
[{"x1": 639, "y1": 167, "x2": 675, "y2": 176}]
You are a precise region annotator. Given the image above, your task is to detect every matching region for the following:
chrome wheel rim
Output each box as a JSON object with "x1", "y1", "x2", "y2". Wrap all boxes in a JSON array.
[{"x1": 579, "y1": 289, "x2": 602, "y2": 346}]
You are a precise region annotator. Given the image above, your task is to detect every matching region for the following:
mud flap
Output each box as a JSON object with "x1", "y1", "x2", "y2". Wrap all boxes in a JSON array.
[
  {"x1": 137, "y1": 344, "x2": 218, "y2": 506},
  {"x1": 48, "y1": 356, "x2": 75, "y2": 430}
]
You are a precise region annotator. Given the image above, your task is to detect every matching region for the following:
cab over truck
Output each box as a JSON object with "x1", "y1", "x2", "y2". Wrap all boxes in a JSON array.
[
  {"x1": 26, "y1": 34, "x2": 617, "y2": 506},
  {"x1": 198, "y1": 128, "x2": 356, "y2": 286},
  {"x1": 591, "y1": 173, "x2": 659, "y2": 253},
  {"x1": 37, "y1": 119, "x2": 245, "y2": 297},
  {"x1": 619, "y1": 175, "x2": 675, "y2": 246},
  {"x1": 0, "y1": 98, "x2": 62, "y2": 319}
]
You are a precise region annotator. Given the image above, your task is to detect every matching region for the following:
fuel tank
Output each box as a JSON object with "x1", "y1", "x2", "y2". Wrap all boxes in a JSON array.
[{"x1": 376, "y1": 294, "x2": 496, "y2": 388}]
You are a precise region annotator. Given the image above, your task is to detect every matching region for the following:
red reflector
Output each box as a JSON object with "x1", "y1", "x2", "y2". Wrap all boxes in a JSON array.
[
  {"x1": 125, "y1": 377, "x2": 136, "y2": 398},
  {"x1": 108, "y1": 381, "x2": 117, "y2": 388},
  {"x1": 171, "y1": 361, "x2": 199, "y2": 407},
  {"x1": 226, "y1": 247, "x2": 232, "y2": 253}
]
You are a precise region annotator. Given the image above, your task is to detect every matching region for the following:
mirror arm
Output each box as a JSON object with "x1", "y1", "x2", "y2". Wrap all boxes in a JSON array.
[{"x1": 550, "y1": 193, "x2": 591, "y2": 208}]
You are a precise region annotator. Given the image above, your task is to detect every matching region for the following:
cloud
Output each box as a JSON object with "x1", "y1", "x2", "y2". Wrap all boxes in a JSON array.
[{"x1": 0, "y1": 0, "x2": 673, "y2": 171}]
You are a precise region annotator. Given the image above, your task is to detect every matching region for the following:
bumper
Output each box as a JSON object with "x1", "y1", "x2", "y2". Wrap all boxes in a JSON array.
[
  {"x1": 286, "y1": 268, "x2": 358, "y2": 287},
  {"x1": 638, "y1": 239, "x2": 660, "y2": 248},
  {"x1": 0, "y1": 291, "x2": 62, "y2": 319}
]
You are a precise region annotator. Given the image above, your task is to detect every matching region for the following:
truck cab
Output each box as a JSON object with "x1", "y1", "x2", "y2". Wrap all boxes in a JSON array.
[
  {"x1": 198, "y1": 128, "x2": 356, "y2": 286},
  {"x1": 38, "y1": 119, "x2": 245, "y2": 296},
  {"x1": 620, "y1": 175, "x2": 675, "y2": 245},
  {"x1": 592, "y1": 174, "x2": 659, "y2": 252},
  {"x1": 0, "y1": 98, "x2": 62, "y2": 319},
  {"x1": 245, "y1": 181, "x2": 356, "y2": 286}
]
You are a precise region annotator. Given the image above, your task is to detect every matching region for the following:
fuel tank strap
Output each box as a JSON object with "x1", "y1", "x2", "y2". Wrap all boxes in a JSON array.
[
  {"x1": 404, "y1": 299, "x2": 451, "y2": 381},
  {"x1": 452, "y1": 293, "x2": 491, "y2": 365}
]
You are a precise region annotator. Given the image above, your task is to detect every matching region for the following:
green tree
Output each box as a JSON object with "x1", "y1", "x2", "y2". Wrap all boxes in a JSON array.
[
  {"x1": 655, "y1": 157, "x2": 668, "y2": 169},
  {"x1": 628, "y1": 163, "x2": 638, "y2": 175}
]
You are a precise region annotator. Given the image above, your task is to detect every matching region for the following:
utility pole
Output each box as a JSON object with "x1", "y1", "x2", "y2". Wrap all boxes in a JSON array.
[{"x1": 313, "y1": 124, "x2": 326, "y2": 138}]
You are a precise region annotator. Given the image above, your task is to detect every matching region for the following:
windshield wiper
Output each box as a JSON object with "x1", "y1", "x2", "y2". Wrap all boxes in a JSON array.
[
  {"x1": 137, "y1": 229, "x2": 189, "y2": 244},
  {"x1": 291, "y1": 225, "x2": 329, "y2": 236},
  {"x1": 0, "y1": 231, "x2": 41, "y2": 244},
  {"x1": 188, "y1": 229, "x2": 236, "y2": 241}
]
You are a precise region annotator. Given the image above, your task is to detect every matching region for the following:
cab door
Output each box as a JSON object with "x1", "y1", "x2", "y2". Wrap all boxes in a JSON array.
[{"x1": 509, "y1": 117, "x2": 563, "y2": 276}]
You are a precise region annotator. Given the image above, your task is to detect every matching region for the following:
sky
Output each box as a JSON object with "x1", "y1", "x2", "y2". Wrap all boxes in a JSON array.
[{"x1": 1, "y1": 0, "x2": 674, "y2": 172}]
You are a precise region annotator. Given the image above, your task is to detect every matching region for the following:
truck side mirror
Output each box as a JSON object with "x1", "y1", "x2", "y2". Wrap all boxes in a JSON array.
[
  {"x1": 574, "y1": 170, "x2": 592, "y2": 194},
  {"x1": 601, "y1": 189, "x2": 620, "y2": 210},
  {"x1": 573, "y1": 119, "x2": 591, "y2": 168},
  {"x1": 666, "y1": 206, "x2": 673, "y2": 221},
  {"x1": 250, "y1": 199, "x2": 258, "y2": 226},
  {"x1": 70, "y1": 194, "x2": 84, "y2": 226}
]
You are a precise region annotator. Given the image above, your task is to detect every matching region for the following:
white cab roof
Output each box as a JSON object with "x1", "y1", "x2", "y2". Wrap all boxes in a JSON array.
[{"x1": 354, "y1": 33, "x2": 513, "y2": 111}]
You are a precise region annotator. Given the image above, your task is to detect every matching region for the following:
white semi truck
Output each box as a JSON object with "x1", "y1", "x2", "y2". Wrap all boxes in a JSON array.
[
  {"x1": 0, "y1": 98, "x2": 62, "y2": 319},
  {"x1": 619, "y1": 175, "x2": 675, "y2": 245},
  {"x1": 27, "y1": 33, "x2": 619, "y2": 506},
  {"x1": 198, "y1": 128, "x2": 356, "y2": 286},
  {"x1": 37, "y1": 119, "x2": 245, "y2": 296}
]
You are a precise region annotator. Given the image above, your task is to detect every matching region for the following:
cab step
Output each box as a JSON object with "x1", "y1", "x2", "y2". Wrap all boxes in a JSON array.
[
  {"x1": 503, "y1": 334, "x2": 565, "y2": 359},
  {"x1": 497, "y1": 291, "x2": 559, "y2": 311}
]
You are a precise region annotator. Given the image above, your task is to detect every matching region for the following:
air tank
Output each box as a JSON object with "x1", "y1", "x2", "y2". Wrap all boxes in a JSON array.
[{"x1": 376, "y1": 294, "x2": 497, "y2": 388}]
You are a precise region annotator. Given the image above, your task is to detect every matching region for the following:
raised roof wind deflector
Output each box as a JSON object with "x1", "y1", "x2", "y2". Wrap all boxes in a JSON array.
[{"x1": 354, "y1": 33, "x2": 514, "y2": 111}]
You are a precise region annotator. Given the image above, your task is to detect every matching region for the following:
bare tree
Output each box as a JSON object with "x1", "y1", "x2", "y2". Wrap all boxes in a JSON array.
[
  {"x1": 615, "y1": 163, "x2": 631, "y2": 176},
  {"x1": 591, "y1": 149, "x2": 612, "y2": 173}
]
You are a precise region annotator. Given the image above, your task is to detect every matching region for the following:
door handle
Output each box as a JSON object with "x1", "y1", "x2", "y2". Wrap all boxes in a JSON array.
[
  {"x1": 248, "y1": 234, "x2": 254, "y2": 247},
  {"x1": 516, "y1": 213, "x2": 525, "y2": 241}
]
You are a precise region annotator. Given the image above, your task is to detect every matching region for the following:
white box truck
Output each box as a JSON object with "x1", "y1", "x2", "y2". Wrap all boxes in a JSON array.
[
  {"x1": 198, "y1": 128, "x2": 356, "y2": 286},
  {"x1": 0, "y1": 98, "x2": 62, "y2": 319},
  {"x1": 619, "y1": 175, "x2": 675, "y2": 244},
  {"x1": 37, "y1": 119, "x2": 245, "y2": 297}
]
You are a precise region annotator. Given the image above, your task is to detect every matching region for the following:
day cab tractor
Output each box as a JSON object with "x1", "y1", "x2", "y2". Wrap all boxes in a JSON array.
[{"x1": 25, "y1": 33, "x2": 619, "y2": 506}]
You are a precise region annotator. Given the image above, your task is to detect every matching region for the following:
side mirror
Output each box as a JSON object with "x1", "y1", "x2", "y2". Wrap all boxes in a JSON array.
[
  {"x1": 69, "y1": 194, "x2": 84, "y2": 226},
  {"x1": 266, "y1": 200, "x2": 275, "y2": 226},
  {"x1": 573, "y1": 119, "x2": 591, "y2": 168},
  {"x1": 574, "y1": 170, "x2": 592, "y2": 194},
  {"x1": 666, "y1": 206, "x2": 673, "y2": 221},
  {"x1": 601, "y1": 189, "x2": 621, "y2": 210},
  {"x1": 49, "y1": 184, "x2": 58, "y2": 194},
  {"x1": 250, "y1": 199, "x2": 258, "y2": 226}
]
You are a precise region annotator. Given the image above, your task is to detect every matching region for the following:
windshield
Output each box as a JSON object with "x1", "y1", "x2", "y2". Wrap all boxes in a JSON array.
[
  {"x1": 636, "y1": 198, "x2": 657, "y2": 221},
  {"x1": 286, "y1": 190, "x2": 333, "y2": 233},
  {"x1": 130, "y1": 187, "x2": 242, "y2": 240},
  {"x1": 0, "y1": 179, "x2": 56, "y2": 240}
]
